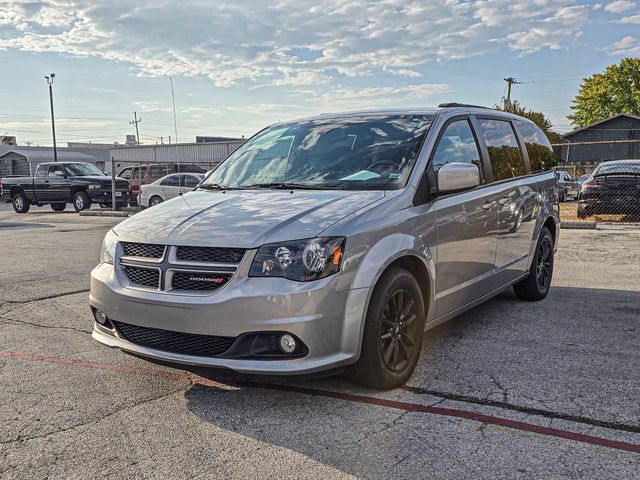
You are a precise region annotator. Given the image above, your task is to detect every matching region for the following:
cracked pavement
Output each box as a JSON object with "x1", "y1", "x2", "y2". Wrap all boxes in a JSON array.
[{"x1": 0, "y1": 209, "x2": 639, "y2": 479}]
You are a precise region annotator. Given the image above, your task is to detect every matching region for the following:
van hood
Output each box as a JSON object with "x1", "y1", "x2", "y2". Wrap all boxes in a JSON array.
[{"x1": 113, "y1": 189, "x2": 385, "y2": 248}]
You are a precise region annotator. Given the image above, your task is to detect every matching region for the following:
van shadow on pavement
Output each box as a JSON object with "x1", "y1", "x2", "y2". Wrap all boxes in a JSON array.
[{"x1": 166, "y1": 286, "x2": 640, "y2": 477}]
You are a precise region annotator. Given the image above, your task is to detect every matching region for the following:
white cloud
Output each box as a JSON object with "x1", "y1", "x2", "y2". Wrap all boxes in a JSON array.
[
  {"x1": 604, "y1": 1, "x2": 636, "y2": 13},
  {"x1": 0, "y1": 0, "x2": 593, "y2": 88},
  {"x1": 616, "y1": 13, "x2": 640, "y2": 22},
  {"x1": 605, "y1": 35, "x2": 640, "y2": 54}
]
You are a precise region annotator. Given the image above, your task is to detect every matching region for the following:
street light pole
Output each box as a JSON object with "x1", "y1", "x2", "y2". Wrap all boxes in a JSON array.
[{"x1": 45, "y1": 73, "x2": 58, "y2": 162}]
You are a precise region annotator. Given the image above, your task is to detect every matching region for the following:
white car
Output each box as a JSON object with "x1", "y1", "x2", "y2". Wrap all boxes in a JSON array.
[{"x1": 139, "y1": 173, "x2": 204, "y2": 207}]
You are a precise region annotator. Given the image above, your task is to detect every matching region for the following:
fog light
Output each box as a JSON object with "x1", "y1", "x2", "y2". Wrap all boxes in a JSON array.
[
  {"x1": 278, "y1": 334, "x2": 297, "y2": 354},
  {"x1": 94, "y1": 309, "x2": 108, "y2": 325}
]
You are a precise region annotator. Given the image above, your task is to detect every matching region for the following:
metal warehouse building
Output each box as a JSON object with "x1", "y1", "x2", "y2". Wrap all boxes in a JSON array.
[
  {"x1": 0, "y1": 140, "x2": 244, "y2": 178},
  {"x1": 109, "y1": 141, "x2": 244, "y2": 173},
  {"x1": 0, "y1": 146, "x2": 111, "y2": 178},
  {"x1": 559, "y1": 114, "x2": 640, "y2": 165}
]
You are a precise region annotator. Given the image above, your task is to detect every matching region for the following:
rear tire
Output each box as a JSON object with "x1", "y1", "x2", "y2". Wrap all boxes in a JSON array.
[
  {"x1": 349, "y1": 267, "x2": 425, "y2": 390},
  {"x1": 513, "y1": 227, "x2": 554, "y2": 301},
  {"x1": 149, "y1": 196, "x2": 163, "y2": 207},
  {"x1": 12, "y1": 192, "x2": 30, "y2": 213},
  {"x1": 72, "y1": 191, "x2": 91, "y2": 212},
  {"x1": 51, "y1": 203, "x2": 66, "y2": 212}
]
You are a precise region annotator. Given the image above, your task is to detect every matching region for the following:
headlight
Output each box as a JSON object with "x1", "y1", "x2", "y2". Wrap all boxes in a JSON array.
[
  {"x1": 100, "y1": 229, "x2": 118, "y2": 264},
  {"x1": 249, "y1": 237, "x2": 345, "y2": 282},
  {"x1": 88, "y1": 184, "x2": 103, "y2": 189}
]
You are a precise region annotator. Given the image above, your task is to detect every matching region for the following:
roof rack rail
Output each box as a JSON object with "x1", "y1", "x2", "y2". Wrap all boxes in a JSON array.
[{"x1": 438, "y1": 103, "x2": 491, "y2": 109}]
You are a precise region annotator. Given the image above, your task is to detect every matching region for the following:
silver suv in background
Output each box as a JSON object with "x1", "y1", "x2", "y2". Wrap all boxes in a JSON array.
[{"x1": 90, "y1": 104, "x2": 559, "y2": 389}]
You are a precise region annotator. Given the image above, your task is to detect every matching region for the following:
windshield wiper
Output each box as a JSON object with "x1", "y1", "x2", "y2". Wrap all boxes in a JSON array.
[
  {"x1": 241, "y1": 182, "x2": 340, "y2": 190},
  {"x1": 198, "y1": 183, "x2": 235, "y2": 190}
]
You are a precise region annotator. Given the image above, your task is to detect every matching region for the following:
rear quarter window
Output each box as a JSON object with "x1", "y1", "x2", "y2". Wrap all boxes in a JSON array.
[
  {"x1": 514, "y1": 120, "x2": 556, "y2": 173},
  {"x1": 151, "y1": 166, "x2": 170, "y2": 177},
  {"x1": 477, "y1": 119, "x2": 525, "y2": 181}
]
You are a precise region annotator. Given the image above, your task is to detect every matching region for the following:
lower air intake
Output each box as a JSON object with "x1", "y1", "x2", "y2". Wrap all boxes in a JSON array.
[{"x1": 112, "y1": 321, "x2": 236, "y2": 357}]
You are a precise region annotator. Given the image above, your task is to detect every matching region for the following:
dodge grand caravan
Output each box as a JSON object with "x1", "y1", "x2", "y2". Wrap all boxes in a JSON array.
[{"x1": 90, "y1": 104, "x2": 559, "y2": 389}]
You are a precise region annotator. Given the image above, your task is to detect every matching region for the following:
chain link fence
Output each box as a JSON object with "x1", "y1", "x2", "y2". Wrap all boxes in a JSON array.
[
  {"x1": 553, "y1": 139, "x2": 640, "y2": 224},
  {"x1": 105, "y1": 141, "x2": 243, "y2": 211}
]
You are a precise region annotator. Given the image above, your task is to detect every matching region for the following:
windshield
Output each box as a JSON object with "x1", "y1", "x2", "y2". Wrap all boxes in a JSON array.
[
  {"x1": 202, "y1": 114, "x2": 433, "y2": 190},
  {"x1": 64, "y1": 163, "x2": 104, "y2": 176},
  {"x1": 593, "y1": 162, "x2": 640, "y2": 176}
]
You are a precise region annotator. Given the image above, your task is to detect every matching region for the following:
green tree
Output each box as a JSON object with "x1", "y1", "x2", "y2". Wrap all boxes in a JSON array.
[
  {"x1": 568, "y1": 57, "x2": 640, "y2": 128},
  {"x1": 496, "y1": 101, "x2": 562, "y2": 144}
]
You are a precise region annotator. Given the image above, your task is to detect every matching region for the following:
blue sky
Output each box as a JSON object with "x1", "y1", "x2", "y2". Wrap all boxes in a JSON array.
[{"x1": 0, "y1": 0, "x2": 639, "y2": 146}]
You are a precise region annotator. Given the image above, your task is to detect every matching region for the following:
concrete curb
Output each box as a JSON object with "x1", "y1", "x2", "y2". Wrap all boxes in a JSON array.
[
  {"x1": 560, "y1": 221, "x2": 597, "y2": 229},
  {"x1": 79, "y1": 210, "x2": 131, "y2": 218}
]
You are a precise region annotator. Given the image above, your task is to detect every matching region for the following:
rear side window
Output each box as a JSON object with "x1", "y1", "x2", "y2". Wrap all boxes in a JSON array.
[
  {"x1": 514, "y1": 120, "x2": 555, "y2": 173},
  {"x1": 160, "y1": 175, "x2": 179, "y2": 186},
  {"x1": 35, "y1": 165, "x2": 48, "y2": 177},
  {"x1": 431, "y1": 120, "x2": 481, "y2": 173},
  {"x1": 151, "y1": 166, "x2": 170, "y2": 177},
  {"x1": 182, "y1": 175, "x2": 201, "y2": 188},
  {"x1": 477, "y1": 119, "x2": 525, "y2": 181}
]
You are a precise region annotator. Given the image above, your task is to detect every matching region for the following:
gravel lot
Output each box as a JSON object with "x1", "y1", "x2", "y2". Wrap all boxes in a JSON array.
[{"x1": 0, "y1": 208, "x2": 639, "y2": 479}]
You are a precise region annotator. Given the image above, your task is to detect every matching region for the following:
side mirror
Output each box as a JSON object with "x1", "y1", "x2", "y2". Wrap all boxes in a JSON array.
[
  {"x1": 437, "y1": 162, "x2": 480, "y2": 193},
  {"x1": 55, "y1": 170, "x2": 65, "y2": 177}
]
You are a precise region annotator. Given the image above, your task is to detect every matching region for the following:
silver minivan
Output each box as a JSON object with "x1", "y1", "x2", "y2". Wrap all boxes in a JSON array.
[{"x1": 90, "y1": 104, "x2": 559, "y2": 389}]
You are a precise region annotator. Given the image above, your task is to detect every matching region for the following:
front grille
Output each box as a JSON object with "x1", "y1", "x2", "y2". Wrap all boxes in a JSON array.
[
  {"x1": 171, "y1": 271, "x2": 231, "y2": 291},
  {"x1": 112, "y1": 321, "x2": 236, "y2": 357},
  {"x1": 122, "y1": 242, "x2": 165, "y2": 258},
  {"x1": 122, "y1": 265, "x2": 160, "y2": 288},
  {"x1": 176, "y1": 246, "x2": 245, "y2": 263}
]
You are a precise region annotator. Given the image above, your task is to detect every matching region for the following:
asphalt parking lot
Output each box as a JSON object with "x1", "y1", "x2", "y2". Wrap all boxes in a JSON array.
[{"x1": 0, "y1": 208, "x2": 639, "y2": 479}]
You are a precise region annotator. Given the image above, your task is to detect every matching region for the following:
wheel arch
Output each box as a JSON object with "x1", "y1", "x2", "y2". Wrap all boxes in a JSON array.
[
  {"x1": 9, "y1": 186, "x2": 25, "y2": 197},
  {"x1": 341, "y1": 233, "x2": 435, "y2": 359}
]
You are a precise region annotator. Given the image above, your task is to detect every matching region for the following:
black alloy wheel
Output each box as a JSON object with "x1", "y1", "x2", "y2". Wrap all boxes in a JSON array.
[
  {"x1": 536, "y1": 236, "x2": 552, "y2": 292},
  {"x1": 380, "y1": 289, "x2": 418, "y2": 373}
]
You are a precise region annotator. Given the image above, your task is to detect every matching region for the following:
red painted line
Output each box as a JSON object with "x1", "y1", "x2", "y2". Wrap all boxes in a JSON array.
[{"x1": 1, "y1": 350, "x2": 639, "y2": 454}]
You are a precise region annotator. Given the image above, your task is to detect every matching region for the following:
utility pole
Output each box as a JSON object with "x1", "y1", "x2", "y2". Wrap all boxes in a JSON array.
[
  {"x1": 503, "y1": 77, "x2": 521, "y2": 111},
  {"x1": 169, "y1": 77, "x2": 178, "y2": 144},
  {"x1": 45, "y1": 73, "x2": 58, "y2": 162},
  {"x1": 130, "y1": 112, "x2": 142, "y2": 145}
]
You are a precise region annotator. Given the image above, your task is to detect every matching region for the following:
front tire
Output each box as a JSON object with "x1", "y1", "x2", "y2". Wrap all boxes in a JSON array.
[
  {"x1": 349, "y1": 267, "x2": 425, "y2": 390},
  {"x1": 51, "y1": 203, "x2": 66, "y2": 212},
  {"x1": 12, "y1": 192, "x2": 30, "y2": 213},
  {"x1": 513, "y1": 227, "x2": 554, "y2": 301},
  {"x1": 72, "y1": 191, "x2": 91, "y2": 212}
]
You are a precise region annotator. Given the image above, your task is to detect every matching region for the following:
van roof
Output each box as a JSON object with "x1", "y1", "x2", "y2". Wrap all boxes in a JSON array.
[{"x1": 281, "y1": 105, "x2": 529, "y2": 124}]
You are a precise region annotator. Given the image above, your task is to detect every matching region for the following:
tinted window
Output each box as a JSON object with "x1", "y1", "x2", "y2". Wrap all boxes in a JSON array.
[
  {"x1": 203, "y1": 115, "x2": 434, "y2": 190},
  {"x1": 432, "y1": 120, "x2": 481, "y2": 174},
  {"x1": 477, "y1": 119, "x2": 525, "y2": 181},
  {"x1": 151, "y1": 166, "x2": 170, "y2": 177},
  {"x1": 514, "y1": 120, "x2": 555, "y2": 173},
  {"x1": 64, "y1": 163, "x2": 104, "y2": 176},
  {"x1": 160, "y1": 175, "x2": 179, "y2": 186},
  {"x1": 48, "y1": 165, "x2": 60, "y2": 177},
  {"x1": 182, "y1": 175, "x2": 201, "y2": 187},
  {"x1": 593, "y1": 162, "x2": 640, "y2": 176}
]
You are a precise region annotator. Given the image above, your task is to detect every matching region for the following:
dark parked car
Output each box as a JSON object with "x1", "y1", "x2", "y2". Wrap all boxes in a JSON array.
[
  {"x1": 577, "y1": 160, "x2": 640, "y2": 218},
  {"x1": 556, "y1": 170, "x2": 579, "y2": 202},
  {"x1": 0, "y1": 162, "x2": 132, "y2": 213}
]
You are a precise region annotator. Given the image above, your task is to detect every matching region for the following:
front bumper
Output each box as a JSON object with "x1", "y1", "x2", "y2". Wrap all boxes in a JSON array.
[
  {"x1": 89, "y1": 262, "x2": 368, "y2": 374},
  {"x1": 88, "y1": 189, "x2": 133, "y2": 204}
]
